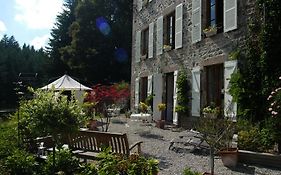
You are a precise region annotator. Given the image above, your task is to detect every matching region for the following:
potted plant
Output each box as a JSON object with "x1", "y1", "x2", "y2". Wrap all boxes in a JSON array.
[
  {"x1": 203, "y1": 25, "x2": 217, "y2": 37},
  {"x1": 202, "y1": 104, "x2": 220, "y2": 119},
  {"x1": 156, "y1": 103, "x2": 166, "y2": 129},
  {"x1": 217, "y1": 120, "x2": 238, "y2": 168},
  {"x1": 196, "y1": 115, "x2": 237, "y2": 174},
  {"x1": 83, "y1": 101, "x2": 99, "y2": 130},
  {"x1": 163, "y1": 44, "x2": 172, "y2": 52},
  {"x1": 139, "y1": 102, "x2": 149, "y2": 113}
]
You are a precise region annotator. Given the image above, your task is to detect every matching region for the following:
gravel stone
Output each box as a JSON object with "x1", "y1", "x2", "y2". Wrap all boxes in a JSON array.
[{"x1": 108, "y1": 116, "x2": 281, "y2": 175}]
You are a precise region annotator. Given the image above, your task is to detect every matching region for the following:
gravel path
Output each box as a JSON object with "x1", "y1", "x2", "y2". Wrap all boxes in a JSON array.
[{"x1": 108, "y1": 116, "x2": 281, "y2": 175}]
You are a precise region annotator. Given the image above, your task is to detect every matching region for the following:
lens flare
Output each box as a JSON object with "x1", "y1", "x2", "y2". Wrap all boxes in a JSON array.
[
  {"x1": 96, "y1": 17, "x2": 111, "y2": 36},
  {"x1": 114, "y1": 48, "x2": 128, "y2": 63}
]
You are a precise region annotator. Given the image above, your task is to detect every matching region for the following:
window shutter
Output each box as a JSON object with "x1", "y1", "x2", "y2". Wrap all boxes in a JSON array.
[
  {"x1": 224, "y1": 60, "x2": 237, "y2": 121},
  {"x1": 147, "y1": 75, "x2": 153, "y2": 96},
  {"x1": 153, "y1": 74, "x2": 163, "y2": 120},
  {"x1": 175, "y1": 3, "x2": 183, "y2": 49},
  {"x1": 137, "y1": 0, "x2": 142, "y2": 11},
  {"x1": 173, "y1": 70, "x2": 179, "y2": 125},
  {"x1": 156, "y1": 16, "x2": 163, "y2": 56},
  {"x1": 148, "y1": 22, "x2": 154, "y2": 58},
  {"x1": 192, "y1": 67, "x2": 201, "y2": 117},
  {"x1": 135, "y1": 31, "x2": 141, "y2": 63},
  {"x1": 135, "y1": 78, "x2": 140, "y2": 108},
  {"x1": 224, "y1": 0, "x2": 237, "y2": 32},
  {"x1": 192, "y1": 0, "x2": 201, "y2": 43}
]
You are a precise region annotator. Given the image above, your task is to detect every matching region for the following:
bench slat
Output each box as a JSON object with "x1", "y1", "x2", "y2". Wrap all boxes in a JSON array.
[{"x1": 68, "y1": 130, "x2": 141, "y2": 161}]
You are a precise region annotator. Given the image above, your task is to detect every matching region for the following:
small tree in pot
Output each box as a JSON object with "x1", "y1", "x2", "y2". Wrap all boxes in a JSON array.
[
  {"x1": 196, "y1": 116, "x2": 236, "y2": 174},
  {"x1": 156, "y1": 103, "x2": 166, "y2": 129}
]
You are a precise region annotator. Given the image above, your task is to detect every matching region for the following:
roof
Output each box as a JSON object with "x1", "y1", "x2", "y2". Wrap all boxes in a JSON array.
[{"x1": 41, "y1": 74, "x2": 92, "y2": 91}]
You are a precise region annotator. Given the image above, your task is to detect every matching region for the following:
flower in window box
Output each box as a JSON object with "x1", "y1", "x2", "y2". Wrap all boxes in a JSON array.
[
  {"x1": 203, "y1": 26, "x2": 217, "y2": 37},
  {"x1": 163, "y1": 44, "x2": 172, "y2": 51}
]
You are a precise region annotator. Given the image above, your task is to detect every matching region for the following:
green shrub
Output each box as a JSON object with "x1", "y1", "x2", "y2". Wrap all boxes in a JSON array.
[
  {"x1": 0, "y1": 160, "x2": 9, "y2": 175},
  {"x1": 5, "y1": 149, "x2": 37, "y2": 175},
  {"x1": 77, "y1": 163, "x2": 98, "y2": 175},
  {"x1": 0, "y1": 118, "x2": 17, "y2": 159},
  {"x1": 238, "y1": 127, "x2": 261, "y2": 152},
  {"x1": 238, "y1": 119, "x2": 275, "y2": 152},
  {"x1": 43, "y1": 149, "x2": 80, "y2": 174},
  {"x1": 97, "y1": 148, "x2": 159, "y2": 175},
  {"x1": 183, "y1": 168, "x2": 201, "y2": 175}
]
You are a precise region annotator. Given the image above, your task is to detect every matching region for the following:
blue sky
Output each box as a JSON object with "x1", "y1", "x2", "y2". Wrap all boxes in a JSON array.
[{"x1": 0, "y1": 0, "x2": 63, "y2": 49}]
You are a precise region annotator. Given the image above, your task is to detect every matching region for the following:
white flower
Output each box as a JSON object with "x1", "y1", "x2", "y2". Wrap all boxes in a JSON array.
[
  {"x1": 268, "y1": 108, "x2": 273, "y2": 111},
  {"x1": 267, "y1": 95, "x2": 272, "y2": 100}
]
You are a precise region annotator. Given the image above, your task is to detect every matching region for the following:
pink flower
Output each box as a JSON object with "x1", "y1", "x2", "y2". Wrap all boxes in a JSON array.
[
  {"x1": 271, "y1": 102, "x2": 276, "y2": 106},
  {"x1": 272, "y1": 111, "x2": 278, "y2": 115},
  {"x1": 268, "y1": 108, "x2": 273, "y2": 111}
]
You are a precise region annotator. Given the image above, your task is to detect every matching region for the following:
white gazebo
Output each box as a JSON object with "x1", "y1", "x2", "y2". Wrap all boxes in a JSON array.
[{"x1": 41, "y1": 74, "x2": 92, "y2": 103}]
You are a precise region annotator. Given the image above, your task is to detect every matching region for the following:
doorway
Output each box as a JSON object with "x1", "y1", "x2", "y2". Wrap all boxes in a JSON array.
[{"x1": 165, "y1": 73, "x2": 174, "y2": 123}]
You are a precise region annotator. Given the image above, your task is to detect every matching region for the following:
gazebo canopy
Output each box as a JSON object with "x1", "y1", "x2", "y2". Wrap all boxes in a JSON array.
[{"x1": 41, "y1": 74, "x2": 92, "y2": 91}]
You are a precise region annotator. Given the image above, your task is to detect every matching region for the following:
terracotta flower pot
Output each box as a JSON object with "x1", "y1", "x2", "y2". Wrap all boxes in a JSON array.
[
  {"x1": 155, "y1": 120, "x2": 165, "y2": 129},
  {"x1": 219, "y1": 148, "x2": 238, "y2": 167},
  {"x1": 87, "y1": 119, "x2": 98, "y2": 131}
]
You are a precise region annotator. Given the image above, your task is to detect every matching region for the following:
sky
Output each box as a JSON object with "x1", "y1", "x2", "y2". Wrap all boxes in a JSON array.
[{"x1": 0, "y1": 0, "x2": 64, "y2": 50}]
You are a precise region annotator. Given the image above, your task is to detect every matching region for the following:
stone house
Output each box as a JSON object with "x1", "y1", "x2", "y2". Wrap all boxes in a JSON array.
[{"x1": 131, "y1": 0, "x2": 253, "y2": 127}]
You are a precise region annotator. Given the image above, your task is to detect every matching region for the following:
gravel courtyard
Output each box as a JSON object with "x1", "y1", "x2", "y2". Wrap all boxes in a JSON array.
[{"x1": 108, "y1": 116, "x2": 281, "y2": 175}]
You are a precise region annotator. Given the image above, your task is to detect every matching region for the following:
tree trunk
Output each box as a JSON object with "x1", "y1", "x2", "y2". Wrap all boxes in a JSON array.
[{"x1": 210, "y1": 147, "x2": 215, "y2": 175}]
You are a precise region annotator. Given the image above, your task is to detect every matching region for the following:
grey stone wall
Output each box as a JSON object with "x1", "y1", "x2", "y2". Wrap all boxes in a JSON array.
[{"x1": 131, "y1": 0, "x2": 255, "y2": 121}]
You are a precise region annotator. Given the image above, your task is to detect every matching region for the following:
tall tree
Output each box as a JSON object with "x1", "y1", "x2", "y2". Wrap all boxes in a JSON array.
[
  {"x1": 59, "y1": 0, "x2": 133, "y2": 84},
  {"x1": 0, "y1": 35, "x2": 51, "y2": 108},
  {"x1": 47, "y1": 0, "x2": 78, "y2": 77}
]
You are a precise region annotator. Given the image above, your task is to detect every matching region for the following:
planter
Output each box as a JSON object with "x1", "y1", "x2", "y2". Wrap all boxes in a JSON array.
[
  {"x1": 163, "y1": 45, "x2": 172, "y2": 52},
  {"x1": 238, "y1": 150, "x2": 281, "y2": 169},
  {"x1": 155, "y1": 120, "x2": 165, "y2": 129},
  {"x1": 219, "y1": 148, "x2": 238, "y2": 167},
  {"x1": 203, "y1": 28, "x2": 217, "y2": 37},
  {"x1": 87, "y1": 119, "x2": 98, "y2": 131},
  {"x1": 204, "y1": 113, "x2": 218, "y2": 119}
]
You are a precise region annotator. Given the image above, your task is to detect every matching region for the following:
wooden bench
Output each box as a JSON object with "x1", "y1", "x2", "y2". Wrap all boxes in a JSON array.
[{"x1": 68, "y1": 129, "x2": 143, "y2": 161}]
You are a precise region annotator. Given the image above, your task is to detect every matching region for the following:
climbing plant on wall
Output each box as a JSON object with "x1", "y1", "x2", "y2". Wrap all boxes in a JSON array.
[
  {"x1": 176, "y1": 69, "x2": 190, "y2": 115},
  {"x1": 230, "y1": 0, "x2": 281, "y2": 122}
]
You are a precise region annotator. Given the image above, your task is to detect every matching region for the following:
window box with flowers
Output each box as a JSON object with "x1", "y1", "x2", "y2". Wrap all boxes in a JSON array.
[
  {"x1": 203, "y1": 26, "x2": 217, "y2": 37},
  {"x1": 163, "y1": 44, "x2": 172, "y2": 52}
]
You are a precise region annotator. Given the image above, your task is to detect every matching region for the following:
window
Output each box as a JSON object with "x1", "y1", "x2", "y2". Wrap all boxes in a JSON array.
[
  {"x1": 206, "y1": 0, "x2": 223, "y2": 32},
  {"x1": 140, "y1": 77, "x2": 148, "y2": 103},
  {"x1": 141, "y1": 28, "x2": 149, "y2": 57},
  {"x1": 205, "y1": 64, "x2": 224, "y2": 112},
  {"x1": 164, "y1": 11, "x2": 175, "y2": 49}
]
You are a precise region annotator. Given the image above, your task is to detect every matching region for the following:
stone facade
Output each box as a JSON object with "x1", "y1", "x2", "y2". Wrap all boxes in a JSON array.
[{"x1": 131, "y1": 0, "x2": 254, "y2": 128}]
